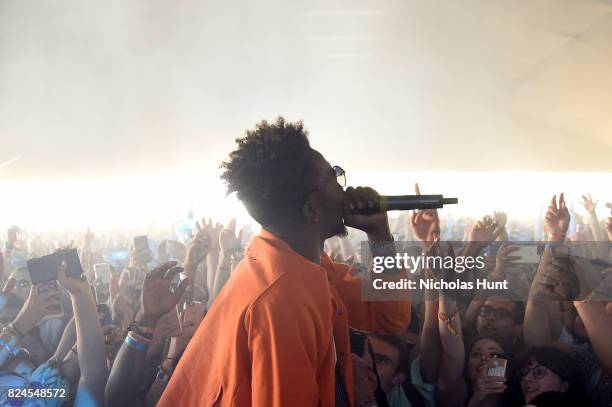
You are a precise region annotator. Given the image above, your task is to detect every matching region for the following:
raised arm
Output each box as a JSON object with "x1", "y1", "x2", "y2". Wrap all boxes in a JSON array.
[
  {"x1": 212, "y1": 219, "x2": 242, "y2": 300},
  {"x1": 432, "y1": 244, "x2": 467, "y2": 406},
  {"x1": 580, "y1": 194, "x2": 603, "y2": 242},
  {"x1": 183, "y1": 220, "x2": 211, "y2": 302},
  {"x1": 105, "y1": 261, "x2": 188, "y2": 407},
  {"x1": 57, "y1": 260, "x2": 108, "y2": 407},
  {"x1": 524, "y1": 194, "x2": 570, "y2": 349},
  {"x1": 574, "y1": 300, "x2": 612, "y2": 375}
]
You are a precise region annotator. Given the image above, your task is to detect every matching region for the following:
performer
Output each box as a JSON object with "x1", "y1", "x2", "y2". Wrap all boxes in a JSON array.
[{"x1": 159, "y1": 117, "x2": 411, "y2": 407}]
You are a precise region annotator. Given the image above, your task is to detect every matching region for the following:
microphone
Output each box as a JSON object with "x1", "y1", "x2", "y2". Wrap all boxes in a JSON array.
[{"x1": 351, "y1": 194, "x2": 458, "y2": 215}]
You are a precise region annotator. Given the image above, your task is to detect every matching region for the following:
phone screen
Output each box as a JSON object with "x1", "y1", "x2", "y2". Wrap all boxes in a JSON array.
[{"x1": 94, "y1": 263, "x2": 111, "y2": 282}]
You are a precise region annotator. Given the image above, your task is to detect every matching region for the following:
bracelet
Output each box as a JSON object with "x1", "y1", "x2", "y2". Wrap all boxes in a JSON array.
[
  {"x1": 438, "y1": 309, "x2": 459, "y2": 337},
  {"x1": 125, "y1": 332, "x2": 150, "y2": 351}
]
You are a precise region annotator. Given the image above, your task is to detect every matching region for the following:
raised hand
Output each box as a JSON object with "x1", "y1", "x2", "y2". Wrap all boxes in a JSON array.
[
  {"x1": 205, "y1": 218, "x2": 223, "y2": 253},
  {"x1": 469, "y1": 364, "x2": 507, "y2": 406},
  {"x1": 219, "y1": 218, "x2": 244, "y2": 255},
  {"x1": 469, "y1": 216, "x2": 503, "y2": 243},
  {"x1": 492, "y1": 211, "x2": 507, "y2": 229},
  {"x1": 185, "y1": 221, "x2": 212, "y2": 268},
  {"x1": 580, "y1": 193, "x2": 598, "y2": 214},
  {"x1": 57, "y1": 259, "x2": 91, "y2": 297},
  {"x1": 543, "y1": 194, "x2": 570, "y2": 241},
  {"x1": 491, "y1": 243, "x2": 520, "y2": 280},
  {"x1": 136, "y1": 261, "x2": 189, "y2": 328},
  {"x1": 462, "y1": 216, "x2": 504, "y2": 257},
  {"x1": 411, "y1": 183, "x2": 440, "y2": 243}
]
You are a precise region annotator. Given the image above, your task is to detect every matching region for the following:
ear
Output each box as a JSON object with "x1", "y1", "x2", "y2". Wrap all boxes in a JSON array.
[
  {"x1": 301, "y1": 198, "x2": 320, "y2": 223},
  {"x1": 391, "y1": 372, "x2": 406, "y2": 386},
  {"x1": 559, "y1": 380, "x2": 569, "y2": 393}
]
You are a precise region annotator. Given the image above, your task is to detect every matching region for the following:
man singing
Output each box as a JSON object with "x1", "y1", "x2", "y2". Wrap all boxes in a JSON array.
[{"x1": 159, "y1": 117, "x2": 411, "y2": 406}]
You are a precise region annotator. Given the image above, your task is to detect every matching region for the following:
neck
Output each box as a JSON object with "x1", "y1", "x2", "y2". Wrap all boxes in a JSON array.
[{"x1": 268, "y1": 226, "x2": 323, "y2": 264}]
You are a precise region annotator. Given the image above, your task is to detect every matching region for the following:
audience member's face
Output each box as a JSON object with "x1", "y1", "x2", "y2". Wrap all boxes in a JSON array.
[
  {"x1": 520, "y1": 358, "x2": 568, "y2": 403},
  {"x1": 476, "y1": 297, "x2": 520, "y2": 343},
  {"x1": 308, "y1": 151, "x2": 346, "y2": 239},
  {"x1": 367, "y1": 336, "x2": 405, "y2": 393},
  {"x1": 467, "y1": 338, "x2": 505, "y2": 384}
]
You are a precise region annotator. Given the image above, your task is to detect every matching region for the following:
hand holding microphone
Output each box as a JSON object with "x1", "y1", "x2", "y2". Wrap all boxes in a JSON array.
[{"x1": 342, "y1": 185, "x2": 458, "y2": 238}]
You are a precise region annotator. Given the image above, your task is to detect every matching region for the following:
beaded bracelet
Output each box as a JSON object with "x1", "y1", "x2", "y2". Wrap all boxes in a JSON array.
[{"x1": 438, "y1": 309, "x2": 459, "y2": 337}]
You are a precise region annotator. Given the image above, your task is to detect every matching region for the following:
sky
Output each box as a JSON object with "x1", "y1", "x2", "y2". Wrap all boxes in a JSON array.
[{"x1": 0, "y1": 0, "x2": 611, "y2": 230}]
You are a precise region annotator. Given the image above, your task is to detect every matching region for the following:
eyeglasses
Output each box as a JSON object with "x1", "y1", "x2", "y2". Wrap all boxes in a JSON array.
[
  {"x1": 479, "y1": 306, "x2": 513, "y2": 321},
  {"x1": 299, "y1": 165, "x2": 346, "y2": 208},
  {"x1": 520, "y1": 365, "x2": 549, "y2": 379},
  {"x1": 333, "y1": 165, "x2": 346, "y2": 187}
]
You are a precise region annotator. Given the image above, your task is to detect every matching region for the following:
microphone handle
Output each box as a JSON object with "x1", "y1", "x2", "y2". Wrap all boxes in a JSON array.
[{"x1": 350, "y1": 195, "x2": 458, "y2": 215}]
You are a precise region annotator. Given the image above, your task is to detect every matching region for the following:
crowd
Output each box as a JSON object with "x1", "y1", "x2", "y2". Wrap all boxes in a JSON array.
[{"x1": 0, "y1": 124, "x2": 611, "y2": 407}]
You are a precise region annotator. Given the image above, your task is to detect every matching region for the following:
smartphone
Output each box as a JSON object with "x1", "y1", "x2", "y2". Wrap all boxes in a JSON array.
[
  {"x1": 27, "y1": 249, "x2": 84, "y2": 284},
  {"x1": 512, "y1": 244, "x2": 541, "y2": 264},
  {"x1": 97, "y1": 303, "x2": 113, "y2": 328},
  {"x1": 36, "y1": 280, "x2": 64, "y2": 322},
  {"x1": 487, "y1": 354, "x2": 508, "y2": 382},
  {"x1": 27, "y1": 254, "x2": 60, "y2": 284},
  {"x1": 94, "y1": 281, "x2": 110, "y2": 303},
  {"x1": 93, "y1": 263, "x2": 112, "y2": 283}
]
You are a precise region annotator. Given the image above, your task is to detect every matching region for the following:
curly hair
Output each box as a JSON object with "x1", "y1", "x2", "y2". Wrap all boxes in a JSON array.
[{"x1": 220, "y1": 117, "x2": 319, "y2": 226}]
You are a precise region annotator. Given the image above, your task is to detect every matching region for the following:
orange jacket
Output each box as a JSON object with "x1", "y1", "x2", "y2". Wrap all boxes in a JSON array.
[{"x1": 158, "y1": 229, "x2": 410, "y2": 407}]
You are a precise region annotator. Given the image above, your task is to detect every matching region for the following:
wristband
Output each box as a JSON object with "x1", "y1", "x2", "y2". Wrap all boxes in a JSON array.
[
  {"x1": 128, "y1": 323, "x2": 154, "y2": 340},
  {"x1": 125, "y1": 332, "x2": 149, "y2": 351},
  {"x1": 129, "y1": 330, "x2": 153, "y2": 345}
]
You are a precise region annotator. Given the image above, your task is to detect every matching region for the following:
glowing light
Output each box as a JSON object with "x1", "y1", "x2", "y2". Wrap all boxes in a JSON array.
[{"x1": 0, "y1": 171, "x2": 609, "y2": 233}]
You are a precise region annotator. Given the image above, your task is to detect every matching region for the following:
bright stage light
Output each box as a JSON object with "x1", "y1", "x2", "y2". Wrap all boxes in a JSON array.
[{"x1": 0, "y1": 171, "x2": 609, "y2": 233}]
